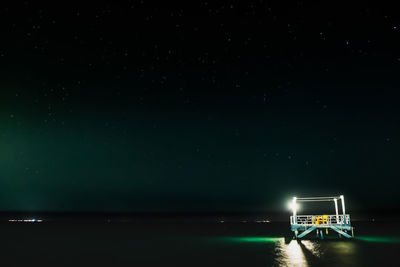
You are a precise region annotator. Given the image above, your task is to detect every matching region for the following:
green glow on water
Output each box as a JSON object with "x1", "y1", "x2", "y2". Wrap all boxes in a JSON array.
[
  {"x1": 218, "y1": 237, "x2": 282, "y2": 243},
  {"x1": 356, "y1": 236, "x2": 400, "y2": 243}
]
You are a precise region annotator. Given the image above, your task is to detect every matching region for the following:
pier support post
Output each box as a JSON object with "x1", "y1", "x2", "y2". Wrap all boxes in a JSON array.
[
  {"x1": 334, "y1": 198, "x2": 339, "y2": 223},
  {"x1": 292, "y1": 197, "x2": 297, "y2": 224},
  {"x1": 340, "y1": 195, "x2": 346, "y2": 223}
]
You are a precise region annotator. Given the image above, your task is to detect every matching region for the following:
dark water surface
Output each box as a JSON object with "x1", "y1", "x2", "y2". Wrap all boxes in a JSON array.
[{"x1": 1, "y1": 221, "x2": 399, "y2": 266}]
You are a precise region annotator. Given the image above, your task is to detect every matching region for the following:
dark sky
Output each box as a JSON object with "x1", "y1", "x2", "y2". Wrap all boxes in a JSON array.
[{"x1": 0, "y1": 1, "x2": 399, "y2": 213}]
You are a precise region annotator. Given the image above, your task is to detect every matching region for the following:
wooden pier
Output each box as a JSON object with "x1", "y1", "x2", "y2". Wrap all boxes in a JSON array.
[{"x1": 290, "y1": 195, "x2": 354, "y2": 239}]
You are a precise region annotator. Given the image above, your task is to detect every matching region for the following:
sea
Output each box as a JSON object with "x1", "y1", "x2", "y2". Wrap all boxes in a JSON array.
[{"x1": 1, "y1": 214, "x2": 399, "y2": 266}]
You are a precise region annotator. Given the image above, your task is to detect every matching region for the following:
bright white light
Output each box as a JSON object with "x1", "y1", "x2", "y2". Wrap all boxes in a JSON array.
[{"x1": 287, "y1": 201, "x2": 300, "y2": 212}]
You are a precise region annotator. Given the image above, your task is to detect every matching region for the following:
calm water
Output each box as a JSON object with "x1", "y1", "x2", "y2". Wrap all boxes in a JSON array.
[{"x1": 1, "y1": 221, "x2": 399, "y2": 266}]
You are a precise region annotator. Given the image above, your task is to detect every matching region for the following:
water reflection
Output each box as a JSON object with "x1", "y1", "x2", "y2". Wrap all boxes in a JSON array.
[
  {"x1": 300, "y1": 240, "x2": 322, "y2": 258},
  {"x1": 215, "y1": 235, "x2": 362, "y2": 266},
  {"x1": 275, "y1": 239, "x2": 309, "y2": 266},
  {"x1": 274, "y1": 239, "x2": 358, "y2": 266}
]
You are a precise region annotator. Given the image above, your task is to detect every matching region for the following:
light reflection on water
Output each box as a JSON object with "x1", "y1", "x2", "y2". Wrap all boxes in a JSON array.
[
  {"x1": 275, "y1": 239, "x2": 308, "y2": 267},
  {"x1": 215, "y1": 235, "x2": 399, "y2": 266},
  {"x1": 274, "y1": 239, "x2": 359, "y2": 266}
]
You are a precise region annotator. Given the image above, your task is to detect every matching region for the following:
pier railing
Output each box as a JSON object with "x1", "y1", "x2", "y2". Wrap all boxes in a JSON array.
[{"x1": 290, "y1": 214, "x2": 350, "y2": 226}]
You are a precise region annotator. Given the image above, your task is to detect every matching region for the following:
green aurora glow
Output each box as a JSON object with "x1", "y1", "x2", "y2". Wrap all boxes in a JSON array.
[
  {"x1": 356, "y1": 236, "x2": 400, "y2": 244},
  {"x1": 214, "y1": 236, "x2": 400, "y2": 244},
  {"x1": 216, "y1": 237, "x2": 282, "y2": 243}
]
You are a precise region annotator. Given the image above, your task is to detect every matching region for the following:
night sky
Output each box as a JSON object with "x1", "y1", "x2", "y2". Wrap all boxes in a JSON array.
[{"x1": 1, "y1": 1, "x2": 399, "y2": 213}]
